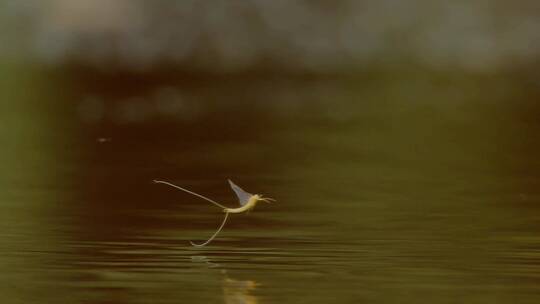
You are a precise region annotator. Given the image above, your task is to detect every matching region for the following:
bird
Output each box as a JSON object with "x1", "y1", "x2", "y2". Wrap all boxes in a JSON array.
[{"x1": 154, "y1": 179, "x2": 275, "y2": 247}]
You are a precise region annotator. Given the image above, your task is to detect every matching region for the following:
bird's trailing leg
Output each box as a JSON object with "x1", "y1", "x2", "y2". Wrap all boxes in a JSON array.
[{"x1": 190, "y1": 212, "x2": 230, "y2": 247}]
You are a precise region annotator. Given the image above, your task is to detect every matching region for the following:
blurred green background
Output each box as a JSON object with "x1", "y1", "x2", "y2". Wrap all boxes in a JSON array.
[{"x1": 1, "y1": 1, "x2": 540, "y2": 303}]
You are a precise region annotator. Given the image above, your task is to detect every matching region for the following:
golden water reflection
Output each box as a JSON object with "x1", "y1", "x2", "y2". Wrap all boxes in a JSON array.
[
  {"x1": 191, "y1": 256, "x2": 260, "y2": 304},
  {"x1": 222, "y1": 271, "x2": 259, "y2": 304}
]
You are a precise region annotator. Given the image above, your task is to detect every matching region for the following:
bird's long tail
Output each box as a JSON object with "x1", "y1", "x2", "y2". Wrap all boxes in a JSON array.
[{"x1": 153, "y1": 180, "x2": 227, "y2": 209}]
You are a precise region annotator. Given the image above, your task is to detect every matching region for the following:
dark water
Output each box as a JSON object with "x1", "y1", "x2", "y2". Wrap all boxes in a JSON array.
[{"x1": 1, "y1": 68, "x2": 540, "y2": 303}]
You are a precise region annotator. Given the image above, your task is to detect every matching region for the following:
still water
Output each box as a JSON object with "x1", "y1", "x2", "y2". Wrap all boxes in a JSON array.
[{"x1": 1, "y1": 68, "x2": 540, "y2": 303}]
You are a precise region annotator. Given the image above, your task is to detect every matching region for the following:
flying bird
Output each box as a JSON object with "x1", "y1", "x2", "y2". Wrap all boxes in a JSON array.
[{"x1": 154, "y1": 179, "x2": 275, "y2": 247}]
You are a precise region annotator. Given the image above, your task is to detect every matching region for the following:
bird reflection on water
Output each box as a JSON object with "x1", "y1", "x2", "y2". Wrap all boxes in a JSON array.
[
  {"x1": 191, "y1": 256, "x2": 259, "y2": 304},
  {"x1": 222, "y1": 273, "x2": 259, "y2": 304}
]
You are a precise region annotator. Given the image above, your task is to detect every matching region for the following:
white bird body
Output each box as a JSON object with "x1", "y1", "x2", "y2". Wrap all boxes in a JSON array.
[{"x1": 224, "y1": 195, "x2": 260, "y2": 213}]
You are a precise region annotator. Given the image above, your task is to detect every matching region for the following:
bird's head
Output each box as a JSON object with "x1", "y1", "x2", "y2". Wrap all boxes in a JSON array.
[{"x1": 253, "y1": 194, "x2": 276, "y2": 205}]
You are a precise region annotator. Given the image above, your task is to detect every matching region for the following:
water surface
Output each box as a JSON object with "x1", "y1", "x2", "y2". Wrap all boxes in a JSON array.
[{"x1": 1, "y1": 70, "x2": 540, "y2": 303}]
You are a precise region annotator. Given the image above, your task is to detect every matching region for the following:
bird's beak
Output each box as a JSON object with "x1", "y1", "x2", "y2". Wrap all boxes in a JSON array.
[{"x1": 259, "y1": 197, "x2": 275, "y2": 203}]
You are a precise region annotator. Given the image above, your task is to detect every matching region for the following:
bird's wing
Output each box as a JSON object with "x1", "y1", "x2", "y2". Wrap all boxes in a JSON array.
[{"x1": 228, "y1": 179, "x2": 253, "y2": 206}]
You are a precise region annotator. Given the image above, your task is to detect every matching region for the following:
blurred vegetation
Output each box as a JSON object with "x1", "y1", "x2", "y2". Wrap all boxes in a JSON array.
[{"x1": 1, "y1": 0, "x2": 540, "y2": 74}]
